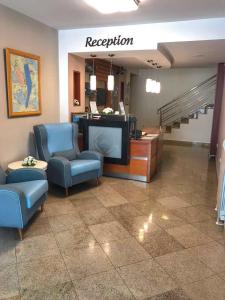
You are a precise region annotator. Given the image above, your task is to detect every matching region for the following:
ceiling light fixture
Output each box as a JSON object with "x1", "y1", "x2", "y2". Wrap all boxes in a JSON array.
[
  {"x1": 107, "y1": 54, "x2": 115, "y2": 91},
  {"x1": 84, "y1": 0, "x2": 140, "y2": 14},
  {"x1": 90, "y1": 54, "x2": 96, "y2": 91}
]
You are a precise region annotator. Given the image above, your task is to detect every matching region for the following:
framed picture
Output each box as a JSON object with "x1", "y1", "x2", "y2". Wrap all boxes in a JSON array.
[{"x1": 5, "y1": 48, "x2": 41, "y2": 117}]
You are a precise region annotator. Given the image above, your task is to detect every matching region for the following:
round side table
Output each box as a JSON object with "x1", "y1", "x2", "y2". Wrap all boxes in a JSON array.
[{"x1": 8, "y1": 160, "x2": 47, "y2": 172}]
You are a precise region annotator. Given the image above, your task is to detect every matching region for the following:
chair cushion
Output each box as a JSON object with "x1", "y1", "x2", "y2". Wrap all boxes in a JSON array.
[
  {"x1": 7, "y1": 180, "x2": 48, "y2": 209},
  {"x1": 70, "y1": 160, "x2": 100, "y2": 176},
  {"x1": 53, "y1": 149, "x2": 76, "y2": 161},
  {"x1": 44, "y1": 123, "x2": 74, "y2": 155}
]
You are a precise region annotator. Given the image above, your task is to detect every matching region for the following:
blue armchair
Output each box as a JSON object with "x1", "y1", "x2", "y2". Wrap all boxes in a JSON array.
[
  {"x1": 0, "y1": 167, "x2": 48, "y2": 240},
  {"x1": 33, "y1": 123, "x2": 103, "y2": 195}
]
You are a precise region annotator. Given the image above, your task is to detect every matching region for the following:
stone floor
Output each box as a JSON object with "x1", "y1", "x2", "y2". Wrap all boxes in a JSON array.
[{"x1": 0, "y1": 145, "x2": 225, "y2": 300}]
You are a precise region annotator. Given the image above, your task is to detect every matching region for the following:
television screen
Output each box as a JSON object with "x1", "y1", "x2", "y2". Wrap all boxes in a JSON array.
[{"x1": 96, "y1": 88, "x2": 106, "y2": 106}]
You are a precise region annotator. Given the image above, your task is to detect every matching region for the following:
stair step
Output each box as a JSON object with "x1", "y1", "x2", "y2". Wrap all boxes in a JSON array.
[
  {"x1": 165, "y1": 126, "x2": 172, "y2": 133},
  {"x1": 180, "y1": 117, "x2": 189, "y2": 124},
  {"x1": 172, "y1": 122, "x2": 180, "y2": 129}
]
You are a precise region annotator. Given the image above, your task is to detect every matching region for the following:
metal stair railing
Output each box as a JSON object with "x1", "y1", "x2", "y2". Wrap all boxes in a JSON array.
[{"x1": 158, "y1": 75, "x2": 217, "y2": 127}]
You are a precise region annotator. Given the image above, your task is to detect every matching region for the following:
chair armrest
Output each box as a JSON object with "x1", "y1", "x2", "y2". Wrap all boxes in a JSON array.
[
  {"x1": 0, "y1": 186, "x2": 26, "y2": 228},
  {"x1": 77, "y1": 150, "x2": 103, "y2": 161},
  {"x1": 47, "y1": 156, "x2": 71, "y2": 188},
  {"x1": 6, "y1": 168, "x2": 47, "y2": 184}
]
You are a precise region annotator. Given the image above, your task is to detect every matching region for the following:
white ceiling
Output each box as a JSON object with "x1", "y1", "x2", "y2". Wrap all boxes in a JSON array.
[
  {"x1": 162, "y1": 40, "x2": 225, "y2": 67},
  {"x1": 75, "y1": 50, "x2": 171, "y2": 69},
  {"x1": 75, "y1": 40, "x2": 225, "y2": 69},
  {"x1": 0, "y1": 0, "x2": 225, "y2": 29}
]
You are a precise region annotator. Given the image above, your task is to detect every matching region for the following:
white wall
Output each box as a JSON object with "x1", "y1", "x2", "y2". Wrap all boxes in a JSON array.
[
  {"x1": 164, "y1": 108, "x2": 214, "y2": 143},
  {"x1": 0, "y1": 5, "x2": 59, "y2": 169},
  {"x1": 130, "y1": 67, "x2": 216, "y2": 128}
]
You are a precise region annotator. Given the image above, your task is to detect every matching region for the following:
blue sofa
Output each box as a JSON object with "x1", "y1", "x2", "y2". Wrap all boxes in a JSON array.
[
  {"x1": 33, "y1": 123, "x2": 103, "y2": 195},
  {"x1": 0, "y1": 167, "x2": 48, "y2": 240}
]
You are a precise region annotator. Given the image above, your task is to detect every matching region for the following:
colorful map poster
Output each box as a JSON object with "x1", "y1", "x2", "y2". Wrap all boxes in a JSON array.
[{"x1": 5, "y1": 48, "x2": 41, "y2": 117}]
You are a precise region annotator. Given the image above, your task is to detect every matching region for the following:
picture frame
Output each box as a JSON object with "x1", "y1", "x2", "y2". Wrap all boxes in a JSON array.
[{"x1": 5, "y1": 48, "x2": 42, "y2": 117}]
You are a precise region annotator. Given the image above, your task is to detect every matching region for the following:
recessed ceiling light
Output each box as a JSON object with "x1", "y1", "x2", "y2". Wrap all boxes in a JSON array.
[{"x1": 84, "y1": 0, "x2": 140, "y2": 14}]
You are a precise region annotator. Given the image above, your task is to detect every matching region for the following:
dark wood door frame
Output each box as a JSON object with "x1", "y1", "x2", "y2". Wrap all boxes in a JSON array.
[{"x1": 210, "y1": 63, "x2": 225, "y2": 157}]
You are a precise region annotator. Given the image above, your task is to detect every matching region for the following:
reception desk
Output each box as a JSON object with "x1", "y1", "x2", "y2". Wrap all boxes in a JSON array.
[
  {"x1": 104, "y1": 135, "x2": 162, "y2": 182},
  {"x1": 76, "y1": 115, "x2": 162, "y2": 182}
]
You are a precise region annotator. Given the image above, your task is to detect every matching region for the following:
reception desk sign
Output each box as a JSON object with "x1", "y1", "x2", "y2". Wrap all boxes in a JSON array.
[{"x1": 85, "y1": 35, "x2": 134, "y2": 48}]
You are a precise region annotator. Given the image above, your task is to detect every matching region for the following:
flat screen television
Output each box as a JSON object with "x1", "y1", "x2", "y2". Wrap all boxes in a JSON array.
[{"x1": 96, "y1": 88, "x2": 106, "y2": 106}]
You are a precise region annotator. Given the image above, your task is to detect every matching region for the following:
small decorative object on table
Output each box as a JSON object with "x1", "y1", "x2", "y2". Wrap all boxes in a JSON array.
[
  {"x1": 22, "y1": 156, "x2": 37, "y2": 167},
  {"x1": 102, "y1": 107, "x2": 113, "y2": 115}
]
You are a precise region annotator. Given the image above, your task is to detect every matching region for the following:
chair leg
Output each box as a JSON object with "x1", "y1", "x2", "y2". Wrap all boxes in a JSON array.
[
  {"x1": 18, "y1": 228, "x2": 23, "y2": 241},
  {"x1": 40, "y1": 203, "x2": 44, "y2": 212},
  {"x1": 65, "y1": 187, "x2": 69, "y2": 197}
]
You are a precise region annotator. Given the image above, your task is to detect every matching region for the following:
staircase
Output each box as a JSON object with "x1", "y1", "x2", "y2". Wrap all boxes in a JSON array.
[{"x1": 158, "y1": 75, "x2": 217, "y2": 134}]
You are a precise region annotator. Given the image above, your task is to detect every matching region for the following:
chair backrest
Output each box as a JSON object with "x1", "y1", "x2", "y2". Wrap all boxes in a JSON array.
[
  {"x1": 0, "y1": 167, "x2": 6, "y2": 185},
  {"x1": 33, "y1": 123, "x2": 80, "y2": 162}
]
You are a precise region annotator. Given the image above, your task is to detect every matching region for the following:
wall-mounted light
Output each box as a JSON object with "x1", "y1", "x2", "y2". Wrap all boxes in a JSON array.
[
  {"x1": 107, "y1": 54, "x2": 115, "y2": 91},
  {"x1": 146, "y1": 79, "x2": 161, "y2": 94},
  {"x1": 90, "y1": 54, "x2": 96, "y2": 91}
]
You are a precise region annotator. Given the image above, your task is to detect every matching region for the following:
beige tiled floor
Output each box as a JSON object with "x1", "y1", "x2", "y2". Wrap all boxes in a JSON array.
[{"x1": 0, "y1": 144, "x2": 224, "y2": 300}]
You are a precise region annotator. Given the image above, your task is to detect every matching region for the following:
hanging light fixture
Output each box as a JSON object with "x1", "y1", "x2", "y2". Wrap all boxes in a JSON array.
[
  {"x1": 90, "y1": 54, "x2": 96, "y2": 91},
  {"x1": 107, "y1": 54, "x2": 115, "y2": 91}
]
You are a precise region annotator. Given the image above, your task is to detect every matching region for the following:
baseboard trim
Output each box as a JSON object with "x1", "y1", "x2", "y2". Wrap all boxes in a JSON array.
[{"x1": 164, "y1": 140, "x2": 210, "y2": 148}]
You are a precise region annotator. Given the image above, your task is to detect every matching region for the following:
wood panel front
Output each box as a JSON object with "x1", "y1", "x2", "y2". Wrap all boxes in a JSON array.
[{"x1": 104, "y1": 159, "x2": 148, "y2": 177}]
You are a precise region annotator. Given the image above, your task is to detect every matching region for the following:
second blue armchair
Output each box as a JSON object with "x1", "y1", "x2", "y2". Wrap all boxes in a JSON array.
[
  {"x1": 34, "y1": 123, "x2": 103, "y2": 195},
  {"x1": 0, "y1": 167, "x2": 48, "y2": 240}
]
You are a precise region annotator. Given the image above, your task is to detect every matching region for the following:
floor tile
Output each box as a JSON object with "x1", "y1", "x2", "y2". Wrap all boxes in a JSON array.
[
  {"x1": 0, "y1": 264, "x2": 19, "y2": 300},
  {"x1": 155, "y1": 248, "x2": 214, "y2": 285},
  {"x1": 0, "y1": 243, "x2": 16, "y2": 267},
  {"x1": 152, "y1": 211, "x2": 187, "y2": 229},
  {"x1": 148, "y1": 288, "x2": 191, "y2": 300},
  {"x1": 70, "y1": 196, "x2": 103, "y2": 212},
  {"x1": 166, "y1": 224, "x2": 213, "y2": 248},
  {"x1": 219, "y1": 271, "x2": 225, "y2": 281},
  {"x1": 119, "y1": 215, "x2": 162, "y2": 236},
  {"x1": 188, "y1": 241, "x2": 225, "y2": 273},
  {"x1": 118, "y1": 259, "x2": 176, "y2": 299},
  {"x1": 79, "y1": 207, "x2": 115, "y2": 226},
  {"x1": 48, "y1": 213, "x2": 84, "y2": 233},
  {"x1": 45, "y1": 200, "x2": 77, "y2": 217},
  {"x1": 0, "y1": 228, "x2": 17, "y2": 244},
  {"x1": 113, "y1": 184, "x2": 149, "y2": 202},
  {"x1": 89, "y1": 221, "x2": 131, "y2": 243},
  {"x1": 109, "y1": 204, "x2": 143, "y2": 221},
  {"x1": 73, "y1": 269, "x2": 134, "y2": 299},
  {"x1": 192, "y1": 219, "x2": 225, "y2": 241},
  {"x1": 22, "y1": 216, "x2": 51, "y2": 239},
  {"x1": 182, "y1": 275, "x2": 225, "y2": 300},
  {"x1": 133, "y1": 200, "x2": 167, "y2": 215},
  {"x1": 102, "y1": 237, "x2": 150, "y2": 267},
  {"x1": 17, "y1": 255, "x2": 70, "y2": 291},
  {"x1": 54, "y1": 225, "x2": 96, "y2": 250},
  {"x1": 93, "y1": 185, "x2": 128, "y2": 207},
  {"x1": 171, "y1": 205, "x2": 212, "y2": 223},
  {"x1": 141, "y1": 231, "x2": 184, "y2": 257},
  {"x1": 20, "y1": 281, "x2": 78, "y2": 300},
  {"x1": 157, "y1": 196, "x2": 190, "y2": 210},
  {"x1": 62, "y1": 245, "x2": 113, "y2": 280},
  {"x1": 15, "y1": 233, "x2": 60, "y2": 262}
]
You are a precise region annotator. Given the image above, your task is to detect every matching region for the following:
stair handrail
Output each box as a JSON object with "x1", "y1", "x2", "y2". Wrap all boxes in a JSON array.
[
  {"x1": 158, "y1": 74, "x2": 217, "y2": 113},
  {"x1": 158, "y1": 74, "x2": 217, "y2": 127}
]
